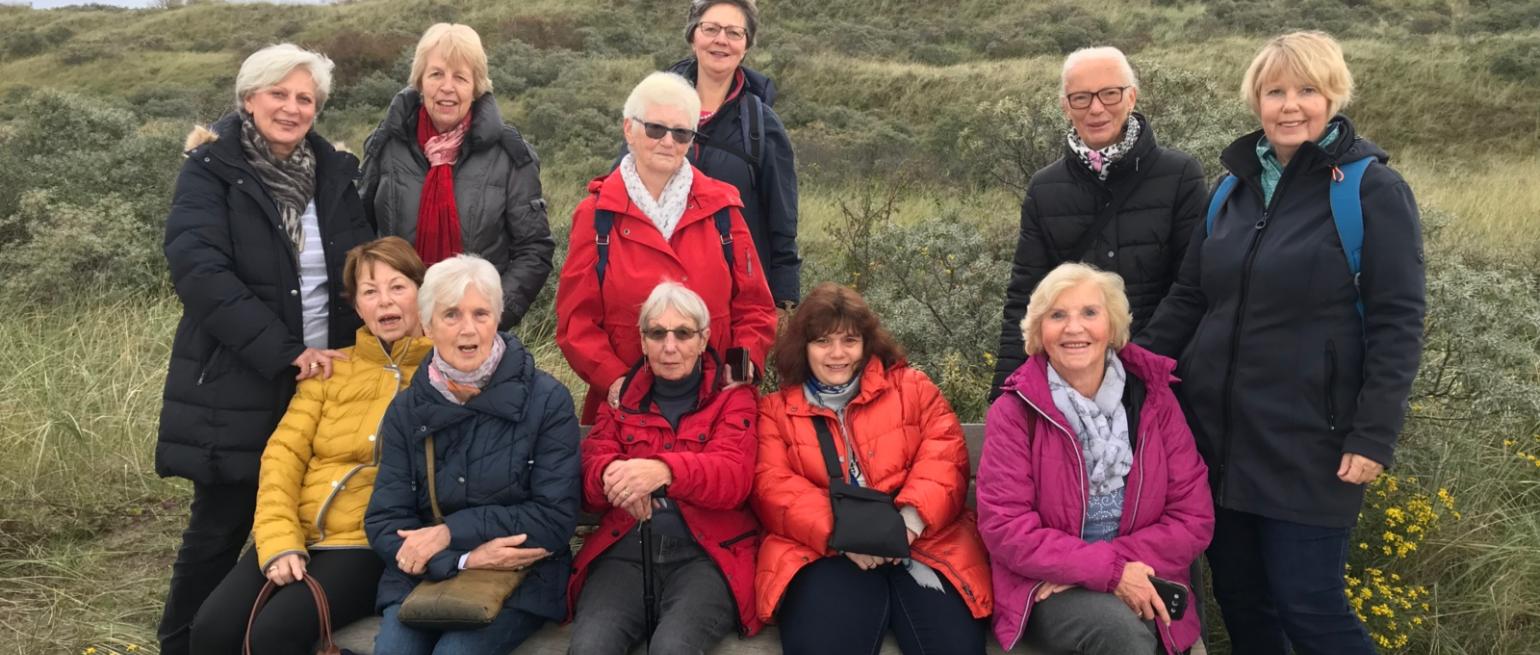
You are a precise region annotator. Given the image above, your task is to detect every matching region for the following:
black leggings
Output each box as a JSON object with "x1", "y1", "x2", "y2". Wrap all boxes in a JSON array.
[
  {"x1": 777, "y1": 556, "x2": 986, "y2": 655},
  {"x1": 190, "y1": 546, "x2": 383, "y2": 655},
  {"x1": 158, "y1": 481, "x2": 257, "y2": 655}
]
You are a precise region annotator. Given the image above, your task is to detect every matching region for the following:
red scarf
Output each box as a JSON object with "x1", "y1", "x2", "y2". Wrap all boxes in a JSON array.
[{"x1": 414, "y1": 106, "x2": 470, "y2": 266}]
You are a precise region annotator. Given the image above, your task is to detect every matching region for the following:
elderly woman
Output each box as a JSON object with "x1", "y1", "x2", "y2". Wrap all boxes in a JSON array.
[
  {"x1": 155, "y1": 43, "x2": 375, "y2": 655},
  {"x1": 754, "y1": 282, "x2": 992, "y2": 655},
  {"x1": 188, "y1": 237, "x2": 432, "y2": 654},
  {"x1": 990, "y1": 46, "x2": 1207, "y2": 401},
  {"x1": 566, "y1": 282, "x2": 762, "y2": 653},
  {"x1": 639, "y1": 0, "x2": 801, "y2": 308},
  {"x1": 361, "y1": 23, "x2": 553, "y2": 330},
  {"x1": 365, "y1": 254, "x2": 580, "y2": 654},
  {"x1": 978, "y1": 263, "x2": 1214, "y2": 654},
  {"x1": 557, "y1": 71, "x2": 777, "y2": 425},
  {"x1": 1138, "y1": 31, "x2": 1425, "y2": 654}
]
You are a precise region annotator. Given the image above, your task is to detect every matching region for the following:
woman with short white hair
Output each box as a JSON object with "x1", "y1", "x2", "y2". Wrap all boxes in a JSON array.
[
  {"x1": 1139, "y1": 31, "x2": 1425, "y2": 653},
  {"x1": 567, "y1": 281, "x2": 765, "y2": 651},
  {"x1": 981, "y1": 262, "x2": 1214, "y2": 654},
  {"x1": 556, "y1": 71, "x2": 777, "y2": 425},
  {"x1": 362, "y1": 22, "x2": 554, "y2": 330},
  {"x1": 156, "y1": 42, "x2": 375, "y2": 655},
  {"x1": 365, "y1": 254, "x2": 582, "y2": 654},
  {"x1": 990, "y1": 45, "x2": 1207, "y2": 402}
]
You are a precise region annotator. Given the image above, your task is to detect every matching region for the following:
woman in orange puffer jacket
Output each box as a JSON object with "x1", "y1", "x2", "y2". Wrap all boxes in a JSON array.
[{"x1": 753, "y1": 282, "x2": 992, "y2": 655}]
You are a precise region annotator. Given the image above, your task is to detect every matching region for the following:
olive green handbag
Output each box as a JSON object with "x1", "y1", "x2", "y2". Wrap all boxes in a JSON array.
[{"x1": 396, "y1": 435, "x2": 527, "y2": 630}]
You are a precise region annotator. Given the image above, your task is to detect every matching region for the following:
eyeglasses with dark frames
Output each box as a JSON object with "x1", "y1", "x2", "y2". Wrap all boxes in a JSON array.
[
  {"x1": 630, "y1": 117, "x2": 698, "y2": 145},
  {"x1": 697, "y1": 22, "x2": 748, "y2": 42},
  {"x1": 642, "y1": 326, "x2": 703, "y2": 342},
  {"x1": 1065, "y1": 86, "x2": 1131, "y2": 110}
]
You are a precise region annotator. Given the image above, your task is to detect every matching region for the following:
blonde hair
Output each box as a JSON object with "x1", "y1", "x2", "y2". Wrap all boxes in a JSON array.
[
  {"x1": 1241, "y1": 30, "x2": 1354, "y2": 117},
  {"x1": 409, "y1": 23, "x2": 493, "y2": 99},
  {"x1": 1020, "y1": 263, "x2": 1132, "y2": 356},
  {"x1": 234, "y1": 43, "x2": 334, "y2": 111},
  {"x1": 622, "y1": 71, "x2": 702, "y2": 129}
]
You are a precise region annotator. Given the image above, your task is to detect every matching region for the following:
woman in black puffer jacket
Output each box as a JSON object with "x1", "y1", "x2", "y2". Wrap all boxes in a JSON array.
[
  {"x1": 155, "y1": 43, "x2": 374, "y2": 655},
  {"x1": 1138, "y1": 31, "x2": 1425, "y2": 655}
]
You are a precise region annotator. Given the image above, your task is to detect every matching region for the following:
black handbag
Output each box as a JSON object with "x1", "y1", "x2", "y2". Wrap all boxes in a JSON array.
[{"x1": 812, "y1": 416, "x2": 910, "y2": 559}]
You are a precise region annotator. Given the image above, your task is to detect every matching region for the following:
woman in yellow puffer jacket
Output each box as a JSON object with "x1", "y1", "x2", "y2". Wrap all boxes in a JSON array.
[{"x1": 190, "y1": 237, "x2": 434, "y2": 655}]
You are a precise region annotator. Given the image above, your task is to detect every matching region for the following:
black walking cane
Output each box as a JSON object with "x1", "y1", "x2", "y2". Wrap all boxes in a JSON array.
[{"x1": 640, "y1": 516, "x2": 658, "y2": 648}]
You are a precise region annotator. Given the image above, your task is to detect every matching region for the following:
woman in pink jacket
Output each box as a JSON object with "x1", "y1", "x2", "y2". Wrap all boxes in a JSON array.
[{"x1": 977, "y1": 263, "x2": 1214, "y2": 654}]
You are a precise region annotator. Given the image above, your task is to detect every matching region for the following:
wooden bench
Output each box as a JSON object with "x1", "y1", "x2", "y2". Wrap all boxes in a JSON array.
[{"x1": 332, "y1": 424, "x2": 1207, "y2": 654}]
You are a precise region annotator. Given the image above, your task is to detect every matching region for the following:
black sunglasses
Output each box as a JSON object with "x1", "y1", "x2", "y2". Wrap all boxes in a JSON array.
[
  {"x1": 642, "y1": 326, "x2": 703, "y2": 342},
  {"x1": 631, "y1": 117, "x2": 698, "y2": 144}
]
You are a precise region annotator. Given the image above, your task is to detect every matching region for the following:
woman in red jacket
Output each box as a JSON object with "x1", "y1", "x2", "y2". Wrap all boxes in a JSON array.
[
  {"x1": 754, "y1": 283, "x2": 992, "y2": 655},
  {"x1": 568, "y1": 282, "x2": 762, "y2": 653},
  {"x1": 556, "y1": 71, "x2": 777, "y2": 424}
]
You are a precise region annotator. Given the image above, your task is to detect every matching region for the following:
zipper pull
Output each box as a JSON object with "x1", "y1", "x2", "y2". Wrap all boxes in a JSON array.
[{"x1": 1254, "y1": 212, "x2": 1270, "y2": 230}]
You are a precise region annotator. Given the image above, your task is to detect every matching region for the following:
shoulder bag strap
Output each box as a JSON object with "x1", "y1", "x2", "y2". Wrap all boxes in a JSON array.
[
  {"x1": 1066, "y1": 155, "x2": 1159, "y2": 262},
  {"x1": 810, "y1": 416, "x2": 848, "y2": 486},
  {"x1": 425, "y1": 434, "x2": 445, "y2": 524},
  {"x1": 305, "y1": 576, "x2": 341, "y2": 655},
  {"x1": 243, "y1": 580, "x2": 280, "y2": 655}
]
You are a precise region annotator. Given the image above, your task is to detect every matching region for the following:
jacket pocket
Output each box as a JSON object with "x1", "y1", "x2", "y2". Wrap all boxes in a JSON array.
[
  {"x1": 719, "y1": 528, "x2": 759, "y2": 549},
  {"x1": 1324, "y1": 340, "x2": 1339, "y2": 431},
  {"x1": 197, "y1": 345, "x2": 226, "y2": 385}
]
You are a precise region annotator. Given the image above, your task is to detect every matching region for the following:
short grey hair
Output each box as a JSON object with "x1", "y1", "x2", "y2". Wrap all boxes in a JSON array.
[
  {"x1": 419, "y1": 254, "x2": 504, "y2": 328},
  {"x1": 234, "y1": 43, "x2": 336, "y2": 111},
  {"x1": 622, "y1": 72, "x2": 702, "y2": 129},
  {"x1": 1061, "y1": 46, "x2": 1139, "y2": 95},
  {"x1": 638, "y1": 281, "x2": 711, "y2": 332}
]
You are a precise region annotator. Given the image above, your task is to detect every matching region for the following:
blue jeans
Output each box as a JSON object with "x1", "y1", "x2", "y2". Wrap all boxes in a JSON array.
[
  {"x1": 375, "y1": 603, "x2": 546, "y2": 655},
  {"x1": 1206, "y1": 507, "x2": 1374, "y2": 655}
]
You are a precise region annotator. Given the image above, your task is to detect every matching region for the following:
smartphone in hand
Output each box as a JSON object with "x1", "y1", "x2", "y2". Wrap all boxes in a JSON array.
[
  {"x1": 1148, "y1": 575, "x2": 1189, "y2": 621},
  {"x1": 725, "y1": 347, "x2": 753, "y2": 384}
]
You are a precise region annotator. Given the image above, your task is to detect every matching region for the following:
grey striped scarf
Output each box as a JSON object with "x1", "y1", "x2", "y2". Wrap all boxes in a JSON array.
[{"x1": 238, "y1": 112, "x2": 316, "y2": 255}]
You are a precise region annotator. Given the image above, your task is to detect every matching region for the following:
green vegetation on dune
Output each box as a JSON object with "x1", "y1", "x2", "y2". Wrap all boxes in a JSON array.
[{"x1": 1, "y1": 0, "x2": 1538, "y2": 652}]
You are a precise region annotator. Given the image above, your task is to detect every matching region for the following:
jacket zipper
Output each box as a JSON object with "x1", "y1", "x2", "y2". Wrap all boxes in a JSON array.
[
  {"x1": 908, "y1": 544, "x2": 979, "y2": 605},
  {"x1": 1215, "y1": 173, "x2": 1292, "y2": 505},
  {"x1": 1011, "y1": 389, "x2": 1088, "y2": 650},
  {"x1": 1325, "y1": 339, "x2": 1339, "y2": 431},
  {"x1": 1126, "y1": 418, "x2": 1148, "y2": 529},
  {"x1": 314, "y1": 339, "x2": 407, "y2": 541},
  {"x1": 197, "y1": 346, "x2": 225, "y2": 385}
]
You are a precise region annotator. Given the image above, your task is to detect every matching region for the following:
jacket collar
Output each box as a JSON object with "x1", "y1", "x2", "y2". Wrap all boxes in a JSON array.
[
  {"x1": 781, "y1": 357, "x2": 899, "y2": 417},
  {"x1": 351, "y1": 326, "x2": 433, "y2": 368},
  {"x1": 192, "y1": 113, "x2": 356, "y2": 232},
  {"x1": 1059, "y1": 111, "x2": 1158, "y2": 185},
  {"x1": 1000, "y1": 342, "x2": 1176, "y2": 407},
  {"x1": 1219, "y1": 114, "x2": 1385, "y2": 184},
  {"x1": 668, "y1": 57, "x2": 778, "y2": 107},
  {"x1": 380, "y1": 87, "x2": 507, "y2": 154},
  {"x1": 402, "y1": 333, "x2": 537, "y2": 439},
  {"x1": 613, "y1": 348, "x2": 728, "y2": 422}
]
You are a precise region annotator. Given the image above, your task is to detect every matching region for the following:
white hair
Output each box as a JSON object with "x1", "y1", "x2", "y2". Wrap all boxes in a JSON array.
[
  {"x1": 1061, "y1": 46, "x2": 1139, "y2": 95},
  {"x1": 419, "y1": 254, "x2": 504, "y2": 328},
  {"x1": 622, "y1": 71, "x2": 701, "y2": 129},
  {"x1": 638, "y1": 281, "x2": 711, "y2": 332},
  {"x1": 235, "y1": 43, "x2": 336, "y2": 111}
]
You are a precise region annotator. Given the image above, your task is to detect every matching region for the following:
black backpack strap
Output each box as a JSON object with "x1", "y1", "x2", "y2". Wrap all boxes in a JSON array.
[
  {"x1": 594, "y1": 208, "x2": 614, "y2": 286},
  {"x1": 1121, "y1": 370, "x2": 1146, "y2": 451},
  {"x1": 743, "y1": 94, "x2": 764, "y2": 164},
  {"x1": 713, "y1": 207, "x2": 739, "y2": 296},
  {"x1": 811, "y1": 416, "x2": 845, "y2": 484}
]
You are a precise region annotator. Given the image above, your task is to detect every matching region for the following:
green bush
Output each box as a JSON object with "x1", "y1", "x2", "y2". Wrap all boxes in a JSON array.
[{"x1": 1488, "y1": 38, "x2": 1540, "y2": 84}]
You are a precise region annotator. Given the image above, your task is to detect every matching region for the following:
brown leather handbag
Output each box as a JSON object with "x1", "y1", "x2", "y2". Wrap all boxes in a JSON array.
[
  {"x1": 244, "y1": 574, "x2": 350, "y2": 655},
  {"x1": 396, "y1": 435, "x2": 527, "y2": 630}
]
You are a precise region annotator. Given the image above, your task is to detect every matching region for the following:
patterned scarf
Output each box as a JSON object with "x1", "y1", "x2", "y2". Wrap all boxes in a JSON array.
[
  {"x1": 415, "y1": 105, "x2": 471, "y2": 266},
  {"x1": 1066, "y1": 114, "x2": 1142, "y2": 182},
  {"x1": 427, "y1": 336, "x2": 506, "y2": 405},
  {"x1": 1047, "y1": 352, "x2": 1133, "y2": 497},
  {"x1": 238, "y1": 112, "x2": 316, "y2": 255},
  {"x1": 619, "y1": 153, "x2": 694, "y2": 241}
]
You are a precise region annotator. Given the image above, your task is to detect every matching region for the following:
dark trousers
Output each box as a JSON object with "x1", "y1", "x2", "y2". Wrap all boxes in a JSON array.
[
  {"x1": 777, "y1": 556, "x2": 986, "y2": 655},
  {"x1": 568, "y1": 535, "x2": 737, "y2": 655},
  {"x1": 190, "y1": 546, "x2": 383, "y2": 655},
  {"x1": 1206, "y1": 507, "x2": 1374, "y2": 655},
  {"x1": 158, "y1": 481, "x2": 257, "y2": 655}
]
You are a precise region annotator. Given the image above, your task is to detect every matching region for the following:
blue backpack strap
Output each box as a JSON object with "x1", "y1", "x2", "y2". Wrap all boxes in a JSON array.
[
  {"x1": 1330, "y1": 157, "x2": 1373, "y2": 323},
  {"x1": 1206, "y1": 174, "x2": 1239, "y2": 236},
  {"x1": 594, "y1": 208, "x2": 614, "y2": 286}
]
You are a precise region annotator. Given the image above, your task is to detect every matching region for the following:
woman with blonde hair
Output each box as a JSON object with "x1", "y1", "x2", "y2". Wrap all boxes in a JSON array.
[
  {"x1": 362, "y1": 23, "x2": 553, "y2": 330},
  {"x1": 1139, "y1": 31, "x2": 1425, "y2": 653},
  {"x1": 981, "y1": 263, "x2": 1213, "y2": 654}
]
